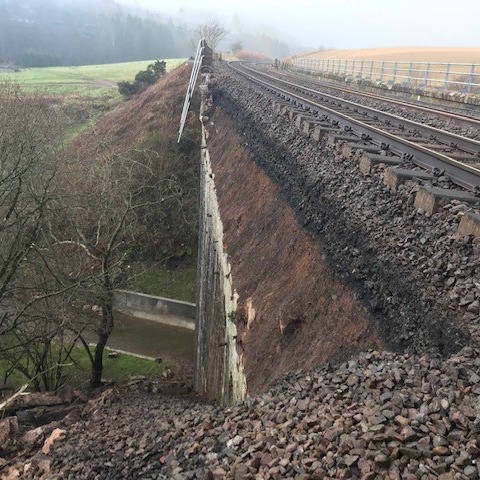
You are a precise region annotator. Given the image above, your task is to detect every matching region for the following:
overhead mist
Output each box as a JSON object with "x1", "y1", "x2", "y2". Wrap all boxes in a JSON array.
[{"x1": 0, "y1": 0, "x2": 306, "y2": 68}]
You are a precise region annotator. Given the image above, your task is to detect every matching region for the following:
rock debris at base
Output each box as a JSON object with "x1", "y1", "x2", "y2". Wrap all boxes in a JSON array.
[{"x1": 3, "y1": 347, "x2": 480, "y2": 479}]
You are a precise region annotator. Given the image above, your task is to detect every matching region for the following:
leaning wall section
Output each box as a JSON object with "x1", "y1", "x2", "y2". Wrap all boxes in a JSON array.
[{"x1": 194, "y1": 112, "x2": 246, "y2": 405}]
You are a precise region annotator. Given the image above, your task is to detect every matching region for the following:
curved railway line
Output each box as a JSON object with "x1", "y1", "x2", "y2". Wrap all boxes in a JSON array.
[
  {"x1": 228, "y1": 61, "x2": 480, "y2": 198},
  {"x1": 272, "y1": 68, "x2": 480, "y2": 127}
]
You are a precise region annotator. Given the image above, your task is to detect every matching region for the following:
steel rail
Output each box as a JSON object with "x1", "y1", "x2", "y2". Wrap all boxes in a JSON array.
[
  {"x1": 278, "y1": 68, "x2": 480, "y2": 128},
  {"x1": 228, "y1": 61, "x2": 480, "y2": 192},
  {"x1": 236, "y1": 62, "x2": 480, "y2": 156}
]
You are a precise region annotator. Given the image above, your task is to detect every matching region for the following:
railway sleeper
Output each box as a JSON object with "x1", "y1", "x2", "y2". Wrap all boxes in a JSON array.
[
  {"x1": 286, "y1": 107, "x2": 306, "y2": 122},
  {"x1": 359, "y1": 153, "x2": 404, "y2": 174},
  {"x1": 304, "y1": 121, "x2": 332, "y2": 137},
  {"x1": 414, "y1": 186, "x2": 479, "y2": 215},
  {"x1": 311, "y1": 125, "x2": 340, "y2": 142},
  {"x1": 271, "y1": 99, "x2": 290, "y2": 114},
  {"x1": 457, "y1": 211, "x2": 480, "y2": 238},
  {"x1": 294, "y1": 113, "x2": 317, "y2": 129},
  {"x1": 342, "y1": 142, "x2": 383, "y2": 157},
  {"x1": 327, "y1": 133, "x2": 360, "y2": 147},
  {"x1": 383, "y1": 167, "x2": 437, "y2": 192}
]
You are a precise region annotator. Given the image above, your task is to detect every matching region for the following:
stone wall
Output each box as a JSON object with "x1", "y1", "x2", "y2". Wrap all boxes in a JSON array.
[{"x1": 194, "y1": 124, "x2": 246, "y2": 405}]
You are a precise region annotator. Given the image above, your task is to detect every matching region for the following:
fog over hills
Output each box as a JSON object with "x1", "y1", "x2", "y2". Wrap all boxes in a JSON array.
[{"x1": 0, "y1": 0, "x2": 304, "y2": 67}]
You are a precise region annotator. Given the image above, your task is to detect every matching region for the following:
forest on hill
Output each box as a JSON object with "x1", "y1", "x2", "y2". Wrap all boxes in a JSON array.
[{"x1": 0, "y1": 0, "x2": 191, "y2": 67}]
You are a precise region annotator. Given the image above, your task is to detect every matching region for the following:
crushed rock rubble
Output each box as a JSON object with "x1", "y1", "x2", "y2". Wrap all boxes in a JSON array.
[
  {"x1": 214, "y1": 64, "x2": 480, "y2": 354},
  {"x1": 3, "y1": 348, "x2": 480, "y2": 479}
]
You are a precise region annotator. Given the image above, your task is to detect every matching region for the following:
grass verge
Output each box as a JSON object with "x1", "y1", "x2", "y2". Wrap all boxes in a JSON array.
[
  {"x1": 0, "y1": 345, "x2": 168, "y2": 391},
  {"x1": 128, "y1": 263, "x2": 197, "y2": 303}
]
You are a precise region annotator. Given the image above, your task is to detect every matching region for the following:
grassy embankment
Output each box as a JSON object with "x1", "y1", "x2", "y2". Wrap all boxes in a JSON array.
[
  {"x1": 2, "y1": 58, "x2": 186, "y2": 138},
  {"x1": 5, "y1": 59, "x2": 185, "y2": 94},
  {"x1": 4, "y1": 58, "x2": 197, "y2": 304}
]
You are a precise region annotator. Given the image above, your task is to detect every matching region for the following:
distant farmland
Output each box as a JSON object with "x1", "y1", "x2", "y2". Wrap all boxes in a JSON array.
[
  {"x1": 1, "y1": 58, "x2": 186, "y2": 95},
  {"x1": 296, "y1": 47, "x2": 480, "y2": 64}
]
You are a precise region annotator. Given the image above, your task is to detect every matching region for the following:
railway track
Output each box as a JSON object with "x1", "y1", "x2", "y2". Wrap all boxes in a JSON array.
[
  {"x1": 268, "y1": 67, "x2": 480, "y2": 128},
  {"x1": 228, "y1": 61, "x2": 480, "y2": 196}
]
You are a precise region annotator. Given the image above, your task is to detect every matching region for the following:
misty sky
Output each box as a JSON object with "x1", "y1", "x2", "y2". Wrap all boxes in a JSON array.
[{"x1": 123, "y1": 0, "x2": 480, "y2": 50}]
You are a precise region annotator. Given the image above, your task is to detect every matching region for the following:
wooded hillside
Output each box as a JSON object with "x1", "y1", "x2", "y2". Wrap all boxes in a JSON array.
[{"x1": 0, "y1": 0, "x2": 190, "y2": 67}]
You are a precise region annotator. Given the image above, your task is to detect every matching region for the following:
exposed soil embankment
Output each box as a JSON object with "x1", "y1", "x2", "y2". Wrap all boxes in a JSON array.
[
  {"x1": 206, "y1": 109, "x2": 381, "y2": 393},
  {"x1": 208, "y1": 64, "x2": 475, "y2": 392}
]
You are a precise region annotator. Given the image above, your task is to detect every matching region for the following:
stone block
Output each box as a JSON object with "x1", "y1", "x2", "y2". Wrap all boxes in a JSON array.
[{"x1": 384, "y1": 168, "x2": 436, "y2": 191}]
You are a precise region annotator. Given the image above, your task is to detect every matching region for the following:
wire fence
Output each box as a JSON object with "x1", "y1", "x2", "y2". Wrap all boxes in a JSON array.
[
  {"x1": 291, "y1": 57, "x2": 480, "y2": 93},
  {"x1": 178, "y1": 39, "x2": 212, "y2": 143}
]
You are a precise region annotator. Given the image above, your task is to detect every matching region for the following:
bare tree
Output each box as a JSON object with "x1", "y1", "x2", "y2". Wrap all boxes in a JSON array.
[
  {"x1": 230, "y1": 40, "x2": 243, "y2": 54},
  {"x1": 0, "y1": 81, "x2": 83, "y2": 390},
  {"x1": 190, "y1": 20, "x2": 229, "y2": 53},
  {"x1": 0, "y1": 80, "x2": 96, "y2": 390},
  {"x1": 0, "y1": 82, "x2": 62, "y2": 326},
  {"x1": 53, "y1": 144, "x2": 182, "y2": 388}
]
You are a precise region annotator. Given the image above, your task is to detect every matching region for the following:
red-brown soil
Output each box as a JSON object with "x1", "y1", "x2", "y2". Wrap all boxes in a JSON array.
[{"x1": 207, "y1": 107, "x2": 383, "y2": 393}]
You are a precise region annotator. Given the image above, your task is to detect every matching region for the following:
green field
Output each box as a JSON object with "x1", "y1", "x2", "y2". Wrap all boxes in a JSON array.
[
  {"x1": 1, "y1": 58, "x2": 186, "y2": 95},
  {"x1": 128, "y1": 263, "x2": 197, "y2": 303},
  {"x1": 0, "y1": 343, "x2": 169, "y2": 391}
]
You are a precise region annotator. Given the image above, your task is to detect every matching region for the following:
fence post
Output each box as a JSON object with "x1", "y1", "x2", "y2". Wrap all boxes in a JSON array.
[
  {"x1": 393, "y1": 62, "x2": 398, "y2": 84},
  {"x1": 467, "y1": 64, "x2": 475, "y2": 93},
  {"x1": 351, "y1": 60, "x2": 356, "y2": 77},
  {"x1": 444, "y1": 63, "x2": 451, "y2": 89},
  {"x1": 360, "y1": 60, "x2": 364, "y2": 78},
  {"x1": 409, "y1": 62, "x2": 413, "y2": 84},
  {"x1": 369, "y1": 60, "x2": 374, "y2": 79},
  {"x1": 424, "y1": 63, "x2": 430, "y2": 88},
  {"x1": 380, "y1": 61, "x2": 385, "y2": 81}
]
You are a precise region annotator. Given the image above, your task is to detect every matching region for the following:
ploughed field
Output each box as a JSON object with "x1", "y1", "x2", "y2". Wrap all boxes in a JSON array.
[{"x1": 298, "y1": 47, "x2": 480, "y2": 64}]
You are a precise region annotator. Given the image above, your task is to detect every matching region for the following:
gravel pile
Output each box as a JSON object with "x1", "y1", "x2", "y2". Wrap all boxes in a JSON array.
[
  {"x1": 214, "y1": 64, "x2": 480, "y2": 354},
  {"x1": 6, "y1": 347, "x2": 480, "y2": 479}
]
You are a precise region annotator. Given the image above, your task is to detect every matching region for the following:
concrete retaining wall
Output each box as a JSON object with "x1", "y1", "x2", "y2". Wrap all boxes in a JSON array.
[{"x1": 113, "y1": 290, "x2": 195, "y2": 330}]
